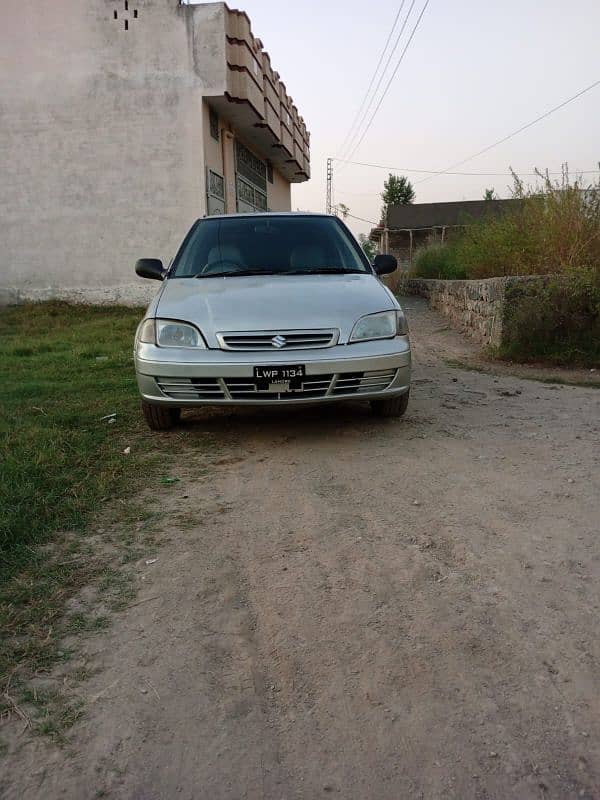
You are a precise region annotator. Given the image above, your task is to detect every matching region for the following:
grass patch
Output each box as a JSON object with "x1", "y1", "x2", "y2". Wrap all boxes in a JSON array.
[
  {"x1": 0, "y1": 303, "x2": 148, "y2": 576},
  {"x1": 0, "y1": 302, "x2": 171, "y2": 734},
  {"x1": 498, "y1": 272, "x2": 600, "y2": 367},
  {"x1": 411, "y1": 241, "x2": 467, "y2": 280}
]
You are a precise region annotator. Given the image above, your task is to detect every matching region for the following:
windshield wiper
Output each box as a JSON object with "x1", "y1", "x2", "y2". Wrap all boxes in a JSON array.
[
  {"x1": 194, "y1": 267, "x2": 366, "y2": 278},
  {"x1": 195, "y1": 269, "x2": 281, "y2": 279},
  {"x1": 286, "y1": 268, "x2": 365, "y2": 275}
]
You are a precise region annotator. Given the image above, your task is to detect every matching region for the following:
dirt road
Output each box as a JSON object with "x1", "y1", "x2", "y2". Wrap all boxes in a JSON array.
[{"x1": 3, "y1": 298, "x2": 600, "y2": 799}]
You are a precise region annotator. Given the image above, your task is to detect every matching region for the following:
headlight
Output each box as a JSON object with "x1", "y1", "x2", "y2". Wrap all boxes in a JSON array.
[
  {"x1": 137, "y1": 319, "x2": 206, "y2": 348},
  {"x1": 350, "y1": 310, "x2": 405, "y2": 343},
  {"x1": 157, "y1": 320, "x2": 205, "y2": 348}
]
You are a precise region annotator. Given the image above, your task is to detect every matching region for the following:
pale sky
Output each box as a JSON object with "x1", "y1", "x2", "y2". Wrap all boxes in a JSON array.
[{"x1": 202, "y1": 0, "x2": 600, "y2": 237}]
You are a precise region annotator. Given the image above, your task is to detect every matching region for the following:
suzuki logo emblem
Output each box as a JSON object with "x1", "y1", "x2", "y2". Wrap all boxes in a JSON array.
[{"x1": 271, "y1": 335, "x2": 287, "y2": 349}]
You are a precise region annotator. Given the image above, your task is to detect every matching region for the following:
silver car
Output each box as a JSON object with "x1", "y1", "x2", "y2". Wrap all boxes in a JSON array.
[{"x1": 134, "y1": 213, "x2": 411, "y2": 430}]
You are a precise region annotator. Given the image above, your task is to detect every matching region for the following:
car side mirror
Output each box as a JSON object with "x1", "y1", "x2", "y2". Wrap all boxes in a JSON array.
[
  {"x1": 373, "y1": 254, "x2": 398, "y2": 275},
  {"x1": 135, "y1": 258, "x2": 165, "y2": 281}
]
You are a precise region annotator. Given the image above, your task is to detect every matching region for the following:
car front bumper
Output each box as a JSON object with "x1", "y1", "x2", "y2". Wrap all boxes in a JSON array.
[{"x1": 135, "y1": 337, "x2": 411, "y2": 406}]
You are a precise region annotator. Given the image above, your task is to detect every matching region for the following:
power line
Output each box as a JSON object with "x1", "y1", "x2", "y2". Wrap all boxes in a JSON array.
[
  {"x1": 339, "y1": 0, "x2": 417, "y2": 164},
  {"x1": 337, "y1": 1, "x2": 407, "y2": 158},
  {"x1": 332, "y1": 157, "x2": 600, "y2": 177},
  {"x1": 343, "y1": 212, "x2": 379, "y2": 226},
  {"x1": 344, "y1": 0, "x2": 431, "y2": 164},
  {"x1": 415, "y1": 78, "x2": 600, "y2": 185}
]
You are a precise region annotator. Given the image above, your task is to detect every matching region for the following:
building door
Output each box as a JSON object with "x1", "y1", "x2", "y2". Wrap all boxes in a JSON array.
[{"x1": 235, "y1": 140, "x2": 268, "y2": 213}]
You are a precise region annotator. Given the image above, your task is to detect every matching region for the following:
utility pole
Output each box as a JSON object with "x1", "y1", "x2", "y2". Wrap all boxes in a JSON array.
[{"x1": 326, "y1": 157, "x2": 333, "y2": 214}]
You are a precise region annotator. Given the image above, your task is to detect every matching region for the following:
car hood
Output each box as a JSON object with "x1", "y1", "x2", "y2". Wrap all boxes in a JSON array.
[{"x1": 154, "y1": 273, "x2": 397, "y2": 347}]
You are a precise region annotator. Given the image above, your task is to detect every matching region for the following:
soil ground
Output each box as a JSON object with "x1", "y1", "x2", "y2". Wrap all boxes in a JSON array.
[{"x1": 2, "y1": 297, "x2": 599, "y2": 799}]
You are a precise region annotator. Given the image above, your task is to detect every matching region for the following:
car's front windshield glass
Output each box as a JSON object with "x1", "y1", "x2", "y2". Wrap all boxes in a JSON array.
[{"x1": 171, "y1": 215, "x2": 371, "y2": 278}]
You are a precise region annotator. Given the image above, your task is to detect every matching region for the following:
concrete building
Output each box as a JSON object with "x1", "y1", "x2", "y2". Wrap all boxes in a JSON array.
[{"x1": 0, "y1": 1, "x2": 310, "y2": 296}]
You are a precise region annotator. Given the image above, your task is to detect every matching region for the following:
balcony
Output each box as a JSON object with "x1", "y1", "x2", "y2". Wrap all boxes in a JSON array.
[{"x1": 206, "y1": 5, "x2": 310, "y2": 183}]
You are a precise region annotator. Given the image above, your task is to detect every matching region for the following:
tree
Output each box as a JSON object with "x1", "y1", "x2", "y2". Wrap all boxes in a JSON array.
[
  {"x1": 483, "y1": 187, "x2": 498, "y2": 200},
  {"x1": 358, "y1": 233, "x2": 377, "y2": 262},
  {"x1": 336, "y1": 202, "x2": 350, "y2": 220},
  {"x1": 381, "y1": 174, "x2": 415, "y2": 221}
]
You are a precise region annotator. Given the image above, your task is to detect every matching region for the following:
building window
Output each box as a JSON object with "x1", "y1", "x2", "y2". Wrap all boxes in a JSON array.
[
  {"x1": 237, "y1": 177, "x2": 255, "y2": 207},
  {"x1": 254, "y1": 189, "x2": 268, "y2": 211},
  {"x1": 266, "y1": 161, "x2": 273, "y2": 184},
  {"x1": 235, "y1": 140, "x2": 267, "y2": 192},
  {"x1": 206, "y1": 168, "x2": 225, "y2": 216},
  {"x1": 208, "y1": 169, "x2": 224, "y2": 201},
  {"x1": 236, "y1": 177, "x2": 268, "y2": 214},
  {"x1": 209, "y1": 108, "x2": 219, "y2": 142}
]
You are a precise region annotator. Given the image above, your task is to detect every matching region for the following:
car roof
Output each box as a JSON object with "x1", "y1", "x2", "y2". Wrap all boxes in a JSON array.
[{"x1": 198, "y1": 212, "x2": 337, "y2": 221}]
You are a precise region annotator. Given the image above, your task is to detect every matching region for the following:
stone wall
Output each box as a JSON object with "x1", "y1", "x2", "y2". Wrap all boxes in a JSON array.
[{"x1": 396, "y1": 276, "x2": 540, "y2": 348}]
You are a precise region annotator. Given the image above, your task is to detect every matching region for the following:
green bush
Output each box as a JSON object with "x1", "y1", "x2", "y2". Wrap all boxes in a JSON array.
[
  {"x1": 499, "y1": 268, "x2": 600, "y2": 366},
  {"x1": 411, "y1": 242, "x2": 467, "y2": 280},
  {"x1": 452, "y1": 209, "x2": 536, "y2": 278},
  {"x1": 458, "y1": 170, "x2": 600, "y2": 279},
  {"x1": 410, "y1": 169, "x2": 600, "y2": 282}
]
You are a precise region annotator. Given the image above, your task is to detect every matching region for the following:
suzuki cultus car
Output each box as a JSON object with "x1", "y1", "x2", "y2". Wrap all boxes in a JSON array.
[{"x1": 134, "y1": 213, "x2": 411, "y2": 429}]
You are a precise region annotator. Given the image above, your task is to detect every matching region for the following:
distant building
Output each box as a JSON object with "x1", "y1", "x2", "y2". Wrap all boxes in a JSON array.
[
  {"x1": 370, "y1": 199, "x2": 521, "y2": 270},
  {"x1": 1, "y1": 1, "x2": 310, "y2": 292}
]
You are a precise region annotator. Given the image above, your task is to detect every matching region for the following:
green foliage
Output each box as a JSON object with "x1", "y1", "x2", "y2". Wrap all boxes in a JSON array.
[
  {"x1": 459, "y1": 169, "x2": 600, "y2": 279},
  {"x1": 381, "y1": 173, "x2": 415, "y2": 221},
  {"x1": 410, "y1": 169, "x2": 600, "y2": 281},
  {"x1": 358, "y1": 233, "x2": 377, "y2": 262},
  {"x1": 0, "y1": 303, "x2": 147, "y2": 579},
  {"x1": 407, "y1": 168, "x2": 600, "y2": 366},
  {"x1": 499, "y1": 269, "x2": 600, "y2": 366},
  {"x1": 411, "y1": 241, "x2": 467, "y2": 280},
  {"x1": 483, "y1": 188, "x2": 498, "y2": 200}
]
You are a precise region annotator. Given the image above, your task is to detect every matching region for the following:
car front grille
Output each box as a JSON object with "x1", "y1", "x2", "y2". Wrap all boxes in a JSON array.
[
  {"x1": 155, "y1": 369, "x2": 397, "y2": 402},
  {"x1": 155, "y1": 378, "x2": 224, "y2": 400},
  {"x1": 217, "y1": 329, "x2": 338, "y2": 351},
  {"x1": 332, "y1": 369, "x2": 397, "y2": 395}
]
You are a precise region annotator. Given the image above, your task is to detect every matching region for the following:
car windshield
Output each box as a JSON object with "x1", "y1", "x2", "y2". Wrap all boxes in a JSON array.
[{"x1": 170, "y1": 215, "x2": 371, "y2": 278}]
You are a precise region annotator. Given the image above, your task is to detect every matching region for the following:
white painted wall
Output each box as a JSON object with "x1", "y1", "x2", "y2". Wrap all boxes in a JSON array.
[
  {"x1": 0, "y1": 0, "x2": 225, "y2": 291},
  {"x1": 0, "y1": 1, "x2": 299, "y2": 297}
]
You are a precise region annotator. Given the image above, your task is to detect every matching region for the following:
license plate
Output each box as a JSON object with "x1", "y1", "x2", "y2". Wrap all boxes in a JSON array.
[
  {"x1": 254, "y1": 365, "x2": 305, "y2": 381},
  {"x1": 254, "y1": 365, "x2": 305, "y2": 392}
]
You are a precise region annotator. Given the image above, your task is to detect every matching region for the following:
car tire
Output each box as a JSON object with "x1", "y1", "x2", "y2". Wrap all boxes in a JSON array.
[
  {"x1": 141, "y1": 401, "x2": 181, "y2": 431},
  {"x1": 370, "y1": 390, "x2": 409, "y2": 418}
]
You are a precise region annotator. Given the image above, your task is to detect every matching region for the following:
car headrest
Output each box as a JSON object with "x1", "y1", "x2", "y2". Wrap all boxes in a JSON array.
[
  {"x1": 289, "y1": 244, "x2": 328, "y2": 270},
  {"x1": 207, "y1": 244, "x2": 242, "y2": 265}
]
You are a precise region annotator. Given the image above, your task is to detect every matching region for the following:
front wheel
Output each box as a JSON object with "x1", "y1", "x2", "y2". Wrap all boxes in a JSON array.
[
  {"x1": 370, "y1": 391, "x2": 409, "y2": 418},
  {"x1": 141, "y1": 401, "x2": 181, "y2": 431}
]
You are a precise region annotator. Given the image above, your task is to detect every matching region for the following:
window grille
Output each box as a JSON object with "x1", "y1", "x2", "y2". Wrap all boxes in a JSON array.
[
  {"x1": 206, "y1": 168, "x2": 225, "y2": 215},
  {"x1": 235, "y1": 140, "x2": 267, "y2": 192},
  {"x1": 209, "y1": 108, "x2": 219, "y2": 142}
]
